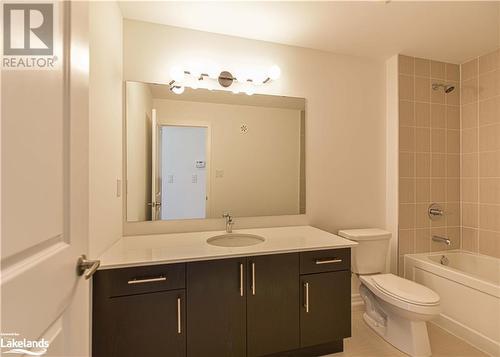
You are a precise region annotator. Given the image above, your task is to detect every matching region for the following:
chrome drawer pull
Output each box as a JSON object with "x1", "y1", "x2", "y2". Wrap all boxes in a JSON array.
[
  {"x1": 304, "y1": 282, "x2": 309, "y2": 313},
  {"x1": 251, "y1": 262, "x2": 256, "y2": 296},
  {"x1": 315, "y1": 258, "x2": 342, "y2": 265},
  {"x1": 127, "y1": 276, "x2": 166, "y2": 285},
  {"x1": 177, "y1": 297, "x2": 182, "y2": 334},
  {"x1": 239, "y1": 263, "x2": 244, "y2": 297}
]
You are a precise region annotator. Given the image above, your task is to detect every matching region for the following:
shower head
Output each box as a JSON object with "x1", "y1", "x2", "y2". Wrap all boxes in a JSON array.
[{"x1": 432, "y1": 83, "x2": 455, "y2": 94}]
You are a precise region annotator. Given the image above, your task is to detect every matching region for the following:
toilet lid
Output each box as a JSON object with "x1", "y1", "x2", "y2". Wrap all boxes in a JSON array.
[{"x1": 372, "y1": 274, "x2": 440, "y2": 306}]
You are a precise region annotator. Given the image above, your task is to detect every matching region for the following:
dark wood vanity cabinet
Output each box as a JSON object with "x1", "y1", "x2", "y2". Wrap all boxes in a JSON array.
[{"x1": 92, "y1": 248, "x2": 351, "y2": 357}]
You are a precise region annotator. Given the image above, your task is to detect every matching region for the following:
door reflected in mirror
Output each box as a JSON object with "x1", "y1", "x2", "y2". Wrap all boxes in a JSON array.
[{"x1": 126, "y1": 81, "x2": 305, "y2": 222}]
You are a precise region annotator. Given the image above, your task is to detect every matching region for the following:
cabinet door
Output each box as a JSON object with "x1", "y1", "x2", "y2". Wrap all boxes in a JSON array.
[
  {"x1": 300, "y1": 271, "x2": 351, "y2": 347},
  {"x1": 93, "y1": 290, "x2": 185, "y2": 357},
  {"x1": 247, "y1": 253, "x2": 300, "y2": 357},
  {"x1": 187, "y1": 258, "x2": 247, "y2": 357}
]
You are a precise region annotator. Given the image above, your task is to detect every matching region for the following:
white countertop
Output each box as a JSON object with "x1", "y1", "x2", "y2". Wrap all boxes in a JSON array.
[{"x1": 98, "y1": 226, "x2": 357, "y2": 269}]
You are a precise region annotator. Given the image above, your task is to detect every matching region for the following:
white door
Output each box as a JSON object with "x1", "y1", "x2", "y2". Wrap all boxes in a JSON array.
[
  {"x1": 1, "y1": 2, "x2": 92, "y2": 356},
  {"x1": 161, "y1": 126, "x2": 208, "y2": 220}
]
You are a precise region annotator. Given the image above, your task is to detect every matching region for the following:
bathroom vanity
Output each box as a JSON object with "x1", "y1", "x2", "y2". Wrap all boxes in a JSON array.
[{"x1": 92, "y1": 226, "x2": 356, "y2": 357}]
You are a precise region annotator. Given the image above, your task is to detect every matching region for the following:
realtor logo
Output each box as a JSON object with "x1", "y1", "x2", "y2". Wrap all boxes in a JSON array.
[{"x1": 3, "y1": 3, "x2": 53, "y2": 56}]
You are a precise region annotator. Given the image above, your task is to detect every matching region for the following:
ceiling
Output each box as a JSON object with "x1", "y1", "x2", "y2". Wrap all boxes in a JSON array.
[{"x1": 119, "y1": 1, "x2": 500, "y2": 64}]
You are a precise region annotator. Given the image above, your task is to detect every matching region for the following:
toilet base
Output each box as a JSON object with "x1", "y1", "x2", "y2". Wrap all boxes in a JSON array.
[{"x1": 363, "y1": 310, "x2": 432, "y2": 357}]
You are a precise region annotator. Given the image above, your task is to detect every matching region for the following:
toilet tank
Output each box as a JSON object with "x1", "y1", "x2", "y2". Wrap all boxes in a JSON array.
[{"x1": 338, "y1": 228, "x2": 391, "y2": 274}]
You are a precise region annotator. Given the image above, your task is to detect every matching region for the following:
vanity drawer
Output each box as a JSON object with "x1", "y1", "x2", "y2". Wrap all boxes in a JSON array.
[
  {"x1": 300, "y1": 248, "x2": 350, "y2": 274},
  {"x1": 96, "y1": 263, "x2": 185, "y2": 298}
]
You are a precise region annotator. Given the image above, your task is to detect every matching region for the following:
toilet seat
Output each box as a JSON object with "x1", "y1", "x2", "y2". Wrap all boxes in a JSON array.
[{"x1": 372, "y1": 274, "x2": 440, "y2": 306}]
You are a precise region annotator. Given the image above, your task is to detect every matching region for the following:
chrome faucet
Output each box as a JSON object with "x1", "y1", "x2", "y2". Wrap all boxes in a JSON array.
[
  {"x1": 432, "y1": 235, "x2": 451, "y2": 246},
  {"x1": 222, "y1": 213, "x2": 234, "y2": 233}
]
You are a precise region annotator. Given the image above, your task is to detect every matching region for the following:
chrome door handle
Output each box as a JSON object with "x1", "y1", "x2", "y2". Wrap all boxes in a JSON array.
[
  {"x1": 304, "y1": 282, "x2": 309, "y2": 313},
  {"x1": 315, "y1": 258, "x2": 342, "y2": 265},
  {"x1": 127, "y1": 276, "x2": 166, "y2": 284},
  {"x1": 177, "y1": 297, "x2": 182, "y2": 334},
  {"x1": 77, "y1": 255, "x2": 100, "y2": 280},
  {"x1": 239, "y1": 263, "x2": 244, "y2": 296},
  {"x1": 251, "y1": 262, "x2": 256, "y2": 295}
]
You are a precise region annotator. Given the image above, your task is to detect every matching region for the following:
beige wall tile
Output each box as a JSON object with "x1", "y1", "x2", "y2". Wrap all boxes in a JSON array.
[
  {"x1": 462, "y1": 128, "x2": 478, "y2": 153},
  {"x1": 431, "y1": 227, "x2": 447, "y2": 251},
  {"x1": 462, "y1": 203, "x2": 478, "y2": 228},
  {"x1": 447, "y1": 154, "x2": 460, "y2": 178},
  {"x1": 431, "y1": 104, "x2": 446, "y2": 128},
  {"x1": 446, "y1": 226, "x2": 461, "y2": 249},
  {"x1": 461, "y1": 78, "x2": 478, "y2": 105},
  {"x1": 431, "y1": 154, "x2": 446, "y2": 177},
  {"x1": 399, "y1": 178, "x2": 415, "y2": 203},
  {"x1": 399, "y1": 75, "x2": 414, "y2": 100},
  {"x1": 446, "y1": 202, "x2": 461, "y2": 226},
  {"x1": 462, "y1": 227, "x2": 478, "y2": 252},
  {"x1": 415, "y1": 102, "x2": 431, "y2": 127},
  {"x1": 416, "y1": 153, "x2": 430, "y2": 177},
  {"x1": 399, "y1": 229, "x2": 415, "y2": 254},
  {"x1": 461, "y1": 58, "x2": 478, "y2": 81},
  {"x1": 399, "y1": 126, "x2": 415, "y2": 152},
  {"x1": 416, "y1": 203, "x2": 431, "y2": 228},
  {"x1": 416, "y1": 178, "x2": 430, "y2": 203},
  {"x1": 446, "y1": 106, "x2": 460, "y2": 129},
  {"x1": 415, "y1": 77, "x2": 430, "y2": 102},
  {"x1": 399, "y1": 152, "x2": 415, "y2": 177},
  {"x1": 478, "y1": 70, "x2": 500, "y2": 100},
  {"x1": 399, "y1": 204, "x2": 416, "y2": 229},
  {"x1": 478, "y1": 50, "x2": 499, "y2": 75},
  {"x1": 479, "y1": 205, "x2": 500, "y2": 231},
  {"x1": 431, "y1": 61, "x2": 446, "y2": 80},
  {"x1": 416, "y1": 127, "x2": 431, "y2": 152},
  {"x1": 462, "y1": 102, "x2": 478, "y2": 129},
  {"x1": 479, "y1": 124, "x2": 500, "y2": 152},
  {"x1": 479, "y1": 178, "x2": 500, "y2": 204},
  {"x1": 446, "y1": 63, "x2": 460, "y2": 81},
  {"x1": 431, "y1": 85, "x2": 445, "y2": 104},
  {"x1": 447, "y1": 178, "x2": 460, "y2": 202},
  {"x1": 415, "y1": 228, "x2": 431, "y2": 253},
  {"x1": 399, "y1": 100, "x2": 415, "y2": 127},
  {"x1": 431, "y1": 128, "x2": 445, "y2": 153},
  {"x1": 462, "y1": 178, "x2": 478, "y2": 202},
  {"x1": 446, "y1": 130, "x2": 460, "y2": 153},
  {"x1": 431, "y1": 178, "x2": 446, "y2": 202},
  {"x1": 399, "y1": 55, "x2": 414, "y2": 75},
  {"x1": 479, "y1": 151, "x2": 500, "y2": 177},
  {"x1": 462, "y1": 153, "x2": 478, "y2": 178},
  {"x1": 479, "y1": 96, "x2": 500, "y2": 126},
  {"x1": 415, "y1": 58, "x2": 430, "y2": 77},
  {"x1": 478, "y1": 230, "x2": 500, "y2": 258}
]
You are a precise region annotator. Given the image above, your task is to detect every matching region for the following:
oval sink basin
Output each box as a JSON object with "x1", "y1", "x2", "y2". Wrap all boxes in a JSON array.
[{"x1": 207, "y1": 234, "x2": 265, "y2": 247}]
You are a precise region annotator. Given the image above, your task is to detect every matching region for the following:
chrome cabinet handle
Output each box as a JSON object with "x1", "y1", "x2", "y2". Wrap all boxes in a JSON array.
[
  {"x1": 315, "y1": 258, "x2": 342, "y2": 265},
  {"x1": 239, "y1": 263, "x2": 244, "y2": 296},
  {"x1": 177, "y1": 297, "x2": 182, "y2": 334},
  {"x1": 127, "y1": 276, "x2": 166, "y2": 285},
  {"x1": 77, "y1": 255, "x2": 100, "y2": 280},
  {"x1": 251, "y1": 262, "x2": 256, "y2": 295},
  {"x1": 304, "y1": 282, "x2": 309, "y2": 313}
]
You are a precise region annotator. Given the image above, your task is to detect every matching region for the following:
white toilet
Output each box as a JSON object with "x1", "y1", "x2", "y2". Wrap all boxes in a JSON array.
[{"x1": 339, "y1": 228, "x2": 441, "y2": 357}]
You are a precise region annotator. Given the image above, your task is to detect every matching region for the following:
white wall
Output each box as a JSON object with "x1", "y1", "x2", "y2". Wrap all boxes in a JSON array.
[
  {"x1": 89, "y1": 2, "x2": 123, "y2": 258},
  {"x1": 123, "y1": 20, "x2": 387, "y2": 237},
  {"x1": 126, "y1": 82, "x2": 152, "y2": 221},
  {"x1": 153, "y1": 99, "x2": 301, "y2": 219}
]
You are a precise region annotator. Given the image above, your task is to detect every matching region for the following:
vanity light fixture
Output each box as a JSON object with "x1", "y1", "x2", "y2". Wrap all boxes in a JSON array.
[{"x1": 168, "y1": 64, "x2": 281, "y2": 95}]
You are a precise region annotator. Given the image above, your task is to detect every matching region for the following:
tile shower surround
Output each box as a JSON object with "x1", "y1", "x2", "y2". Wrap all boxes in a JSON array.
[{"x1": 398, "y1": 55, "x2": 461, "y2": 272}]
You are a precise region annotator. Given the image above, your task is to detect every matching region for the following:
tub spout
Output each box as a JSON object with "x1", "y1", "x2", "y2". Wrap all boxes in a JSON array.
[{"x1": 432, "y1": 235, "x2": 451, "y2": 246}]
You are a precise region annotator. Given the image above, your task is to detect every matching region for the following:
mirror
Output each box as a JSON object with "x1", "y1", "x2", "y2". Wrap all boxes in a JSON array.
[{"x1": 125, "y1": 81, "x2": 305, "y2": 222}]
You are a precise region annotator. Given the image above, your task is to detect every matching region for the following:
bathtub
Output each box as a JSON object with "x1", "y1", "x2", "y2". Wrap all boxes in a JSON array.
[{"x1": 404, "y1": 250, "x2": 500, "y2": 356}]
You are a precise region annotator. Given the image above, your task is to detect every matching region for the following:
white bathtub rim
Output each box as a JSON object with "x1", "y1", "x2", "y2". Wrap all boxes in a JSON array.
[{"x1": 404, "y1": 250, "x2": 500, "y2": 298}]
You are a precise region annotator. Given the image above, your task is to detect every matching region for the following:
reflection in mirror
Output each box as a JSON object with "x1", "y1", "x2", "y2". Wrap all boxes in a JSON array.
[{"x1": 125, "y1": 81, "x2": 305, "y2": 222}]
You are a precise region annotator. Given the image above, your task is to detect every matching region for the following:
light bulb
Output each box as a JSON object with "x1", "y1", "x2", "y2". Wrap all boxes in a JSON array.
[
  {"x1": 190, "y1": 68, "x2": 202, "y2": 79},
  {"x1": 231, "y1": 86, "x2": 239, "y2": 94},
  {"x1": 169, "y1": 66, "x2": 185, "y2": 82},
  {"x1": 267, "y1": 65, "x2": 281, "y2": 80},
  {"x1": 172, "y1": 86, "x2": 185, "y2": 95},
  {"x1": 245, "y1": 85, "x2": 255, "y2": 96}
]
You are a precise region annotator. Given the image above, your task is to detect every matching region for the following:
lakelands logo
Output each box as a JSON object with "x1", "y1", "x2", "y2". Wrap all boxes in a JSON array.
[
  {"x1": 1, "y1": 333, "x2": 49, "y2": 355},
  {"x1": 2, "y1": 3, "x2": 57, "y2": 69}
]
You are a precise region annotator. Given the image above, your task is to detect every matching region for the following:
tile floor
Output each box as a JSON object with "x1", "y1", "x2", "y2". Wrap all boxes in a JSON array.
[{"x1": 325, "y1": 309, "x2": 488, "y2": 357}]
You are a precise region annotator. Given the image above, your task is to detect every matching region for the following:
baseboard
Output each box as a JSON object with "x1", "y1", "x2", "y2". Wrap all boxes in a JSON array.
[
  {"x1": 351, "y1": 293, "x2": 364, "y2": 312},
  {"x1": 431, "y1": 314, "x2": 500, "y2": 357}
]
